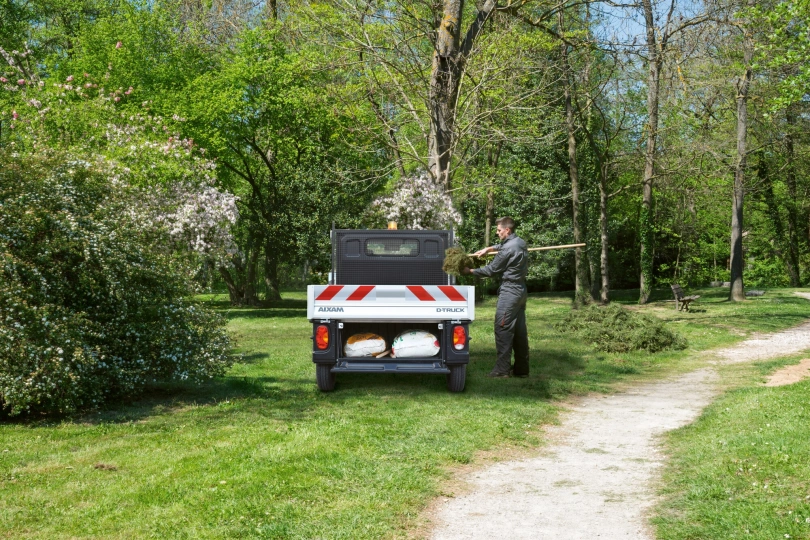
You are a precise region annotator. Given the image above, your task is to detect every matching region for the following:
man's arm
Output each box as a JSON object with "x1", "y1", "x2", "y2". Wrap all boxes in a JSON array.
[{"x1": 470, "y1": 249, "x2": 509, "y2": 279}]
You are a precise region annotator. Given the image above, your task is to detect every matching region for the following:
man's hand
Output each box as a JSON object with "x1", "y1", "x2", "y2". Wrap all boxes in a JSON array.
[{"x1": 461, "y1": 267, "x2": 473, "y2": 275}]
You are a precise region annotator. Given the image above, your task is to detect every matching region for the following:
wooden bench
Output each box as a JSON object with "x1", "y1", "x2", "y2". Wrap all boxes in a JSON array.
[{"x1": 671, "y1": 284, "x2": 700, "y2": 312}]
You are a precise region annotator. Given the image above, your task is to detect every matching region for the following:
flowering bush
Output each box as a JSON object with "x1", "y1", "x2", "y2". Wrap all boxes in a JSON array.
[
  {"x1": 368, "y1": 172, "x2": 462, "y2": 230},
  {"x1": 0, "y1": 146, "x2": 233, "y2": 416},
  {"x1": 1, "y1": 47, "x2": 239, "y2": 266}
]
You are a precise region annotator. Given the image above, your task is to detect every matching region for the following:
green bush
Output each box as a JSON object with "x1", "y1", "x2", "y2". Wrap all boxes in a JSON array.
[
  {"x1": 555, "y1": 304, "x2": 687, "y2": 353},
  {"x1": 0, "y1": 152, "x2": 233, "y2": 416}
]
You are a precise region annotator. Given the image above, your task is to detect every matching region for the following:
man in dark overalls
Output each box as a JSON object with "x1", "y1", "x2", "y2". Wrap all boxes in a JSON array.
[{"x1": 462, "y1": 217, "x2": 530, "y2": 378}]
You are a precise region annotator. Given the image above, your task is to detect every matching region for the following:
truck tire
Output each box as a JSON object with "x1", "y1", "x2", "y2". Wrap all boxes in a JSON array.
[
  {"x1": 446, "y1": 364, "x2": 466, "y2": 392},
  {"x1": 316, "y1": 364, "x2": 336, "y2": 392}
]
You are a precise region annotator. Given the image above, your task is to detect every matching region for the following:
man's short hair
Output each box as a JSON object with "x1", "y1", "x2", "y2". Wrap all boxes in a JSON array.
[{"x1": 496, "y1": 216, "x2": 516, "y2": 233}]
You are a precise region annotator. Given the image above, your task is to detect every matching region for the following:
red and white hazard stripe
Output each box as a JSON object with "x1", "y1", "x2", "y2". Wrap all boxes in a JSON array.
[{"x1": 314, "y1": 285, "x2": 467, "y2": 302}]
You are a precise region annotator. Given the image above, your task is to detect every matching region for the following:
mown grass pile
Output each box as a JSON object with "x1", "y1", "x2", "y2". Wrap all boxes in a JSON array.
[
  {"x1": 555, "y1": 303, "x2": 687, "y2": 353},
  {"x1": 442, "y1": 247, "x2": 484, "y2": 276}
]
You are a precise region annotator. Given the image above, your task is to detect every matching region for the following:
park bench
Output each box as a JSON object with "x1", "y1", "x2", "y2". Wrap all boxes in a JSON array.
[{"x1": 671, "y1": 284, "x2": 700, "y2": 312}]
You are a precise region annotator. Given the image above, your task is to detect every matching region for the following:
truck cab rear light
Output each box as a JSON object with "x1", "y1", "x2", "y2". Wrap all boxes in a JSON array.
[
  {"x1": 452, "y1": 325, "x2": 467, "y2": 350},
  {"x1": 315, "y1": 325, "x2": 329, "y2": 350}
]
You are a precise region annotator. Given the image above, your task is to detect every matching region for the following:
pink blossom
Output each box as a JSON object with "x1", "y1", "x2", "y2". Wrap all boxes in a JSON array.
[
  {"x1": 115, "y1": 41, "x2": 122, "y2": 49},
  {"x1": 84, "y1": 72, "x2": 90, "y2": 78},
  {"x1": 0, "y1": 77, "x2": 7, "y2": 83},
  {"x1": 17, "y1": 79, "x2": 25, "y2": 85},
  {"x1": 66, "y1": 75, "x2": 74, "y2": 82},
  {"x1": 125, "y1": 86, "x2": 133, "y2": 95},
  {"x1": 114, "y1": 96, "x2": 121, "y2": 102},
  {"x1": 12, "y1": 110, "x2": 18, "y2": 120}
]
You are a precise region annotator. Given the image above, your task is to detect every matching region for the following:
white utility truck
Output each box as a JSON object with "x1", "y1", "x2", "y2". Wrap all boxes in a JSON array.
[{"x1": 307, "y1": 228, "x2": 475, "y2": 392}]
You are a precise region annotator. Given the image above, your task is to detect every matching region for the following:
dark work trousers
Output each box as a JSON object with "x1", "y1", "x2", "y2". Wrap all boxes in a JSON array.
[{"x1": 493, "y1": 282, "x2": 530, "y2": 375}]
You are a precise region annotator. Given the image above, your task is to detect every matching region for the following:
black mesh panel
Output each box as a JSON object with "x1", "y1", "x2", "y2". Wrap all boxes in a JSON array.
[{"x1": 333, "y1": 229, "x2": 451, "y2": 285}]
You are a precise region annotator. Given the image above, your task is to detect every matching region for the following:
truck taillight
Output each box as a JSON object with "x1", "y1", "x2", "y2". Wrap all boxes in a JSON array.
[
  {"x1": 453, "y1": 326, "x2": 466, "y2": 350},
  {"x1": 315, "y1": 325, "x2": 329, "y2": 350}
]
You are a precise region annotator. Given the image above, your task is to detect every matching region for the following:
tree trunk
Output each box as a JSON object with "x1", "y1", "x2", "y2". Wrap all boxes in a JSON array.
[
  {"x1": 483, "y1": 141, "x2": 501, "y2": 247},
  {"x1": 244, "y1": 247, "x2": 260, "y2": 306},
  {"x1": 428, "y1": 0, "x2": 465, "y2": 189},
  {"x1": 588, "y1": 248, "x2": 601, "y2": 301},
  {"x1": 428, "y1": 0, "x2": 497, "y2": 190},
  {"x1": 560, "y1": 9, "x2": 590, "y2": 306},
  {"x1": 218, "y1": 265, "x2": 243, "y2": 305},
  {"x1": 484, "y1": 188, "x2": 494, "y2": 247},
  {"x1": 264, "y1": 247, "x2": 282, "y2": 302},
  {"x1": 784, "y1": 109, "x2": 801, "y2": 286},
  {"x1": 599, "y1": 162, "x2": 610, "y2": 304},
  {"x1": 639, "y1": 0, "x2": 661, "y2": 305},
  {"x1": 729, "y1": 22, "x2": 753, "y2": 302}
]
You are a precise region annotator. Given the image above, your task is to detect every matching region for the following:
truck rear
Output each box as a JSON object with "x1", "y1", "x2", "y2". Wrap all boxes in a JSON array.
[{"x1": 307, "y1": 228, "x2": 474, "y2": 392}]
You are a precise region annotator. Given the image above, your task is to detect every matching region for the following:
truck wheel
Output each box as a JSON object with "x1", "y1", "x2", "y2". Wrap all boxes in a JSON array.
[
  {"x1": 446, "y1": 364, "x2": 466, "y2": 392},
  {"x1": 316, "y1": 364, "x2": 336, "y2": 392}
]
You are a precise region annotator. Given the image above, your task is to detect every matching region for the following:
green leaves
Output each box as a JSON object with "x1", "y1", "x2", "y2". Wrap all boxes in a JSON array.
[{"x1": 749, "y1": 0, "x2": 810, "y2": 110}]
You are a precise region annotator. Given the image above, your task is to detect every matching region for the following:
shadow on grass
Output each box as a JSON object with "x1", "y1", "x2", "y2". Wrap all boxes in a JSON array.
[
  {"x1": 238, "y1": 353, "x2": 270, "y2": 364},
  {"x1": 200, "y1": 297, "x2": 307, "y2": 320},
  {"x1": 330, "y1": 344, "x2": 587, "y2": 401},
  {"x1": 223, "y1": 308, "x2": 305, "y2": 320},
  {"x1": 0, "y1": 340, "x2": 646, "y2": 427},
  {"x1": 1, "y1": 372, "x2": 309, "y2": 427},
  {"x1": 17, "y1": 286, "x2": 802, "y2": 426}
]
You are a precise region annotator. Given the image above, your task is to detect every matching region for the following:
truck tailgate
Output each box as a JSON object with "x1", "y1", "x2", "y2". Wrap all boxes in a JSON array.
[{"x1": 307, "y1": 285, "x2": 475, "y2": 322}]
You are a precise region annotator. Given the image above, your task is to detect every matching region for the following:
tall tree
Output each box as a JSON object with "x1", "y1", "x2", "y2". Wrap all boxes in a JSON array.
[
  {"x1": 634, "y1": 0, "x2": 709, "y2": 303},
  {"x1": 728, "y1": 1, "x2": 754, "y2": 301},
  {"x1": 558, "y1": 6, "x2": 590, "y2": 305}
]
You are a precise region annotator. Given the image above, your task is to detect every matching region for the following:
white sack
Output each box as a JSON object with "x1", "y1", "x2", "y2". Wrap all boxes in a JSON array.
[
  {"x1": 391, "y1": 330, "x2": 440, "y2": 358},
  {"x1": 345, "y1": 333, "x2": 386, "y2": 357}
]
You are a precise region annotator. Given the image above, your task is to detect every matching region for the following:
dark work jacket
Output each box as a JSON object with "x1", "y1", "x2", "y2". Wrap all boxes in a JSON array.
[{"x1": 472, "y1": 234, "x2": 528, "y2": 284}]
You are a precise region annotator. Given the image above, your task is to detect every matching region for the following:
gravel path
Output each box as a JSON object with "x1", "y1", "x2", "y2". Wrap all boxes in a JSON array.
[
  {"x1": 712, "y1": 292, "x2": 810, "y2": 364},
  {"x1": 428, "y1": 292, "x2": 810, "y2": 540}
]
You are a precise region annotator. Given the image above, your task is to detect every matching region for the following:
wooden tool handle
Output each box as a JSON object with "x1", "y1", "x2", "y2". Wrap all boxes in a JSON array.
[
  {"x1": 528, "y1": 243, "x2": 586, "y2": 252},
  {"x1": 482, "y1": 243, "x2": 586, "y2": 255}
]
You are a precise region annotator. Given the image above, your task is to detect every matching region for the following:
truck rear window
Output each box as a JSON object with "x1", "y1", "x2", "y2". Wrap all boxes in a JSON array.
[{"x1": 365, "y1": 238, "x2": 420, "y2": 257}]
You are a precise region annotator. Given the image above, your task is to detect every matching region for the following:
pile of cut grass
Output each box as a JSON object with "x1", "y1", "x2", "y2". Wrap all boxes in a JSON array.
[
  {"x1": 555, "y1": 303, "x2": 687, "y2": 353},
  {"x1": 442, "y1": 247, "x2": 484, "y2": 276}
]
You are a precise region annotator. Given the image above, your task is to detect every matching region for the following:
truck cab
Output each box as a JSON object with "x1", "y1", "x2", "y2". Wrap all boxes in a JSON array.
[{"x1": 307, "y1": 228, "x2": 474, "y2": 392}]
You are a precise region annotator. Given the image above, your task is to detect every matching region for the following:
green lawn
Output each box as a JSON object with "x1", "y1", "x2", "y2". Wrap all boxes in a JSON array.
[
  {"x1": 654, "y1": 364, "x2": 810, "y2": 540},
  {"x1": 2, "y1": 287, "x2": 810, "y2": 539},
  {"x1": 652, "y1": 290, "x2": 810, "y2": 540}
]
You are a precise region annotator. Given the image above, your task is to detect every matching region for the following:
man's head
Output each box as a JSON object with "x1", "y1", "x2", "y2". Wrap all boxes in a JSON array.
[{"x1": 495, "y1": 216, "x2": 515, "y2": 241}]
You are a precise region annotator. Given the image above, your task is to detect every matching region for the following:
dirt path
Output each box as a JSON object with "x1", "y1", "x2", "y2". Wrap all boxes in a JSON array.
[{"x1": 429, "y1": 293, "x2": 810, "y2": 540}]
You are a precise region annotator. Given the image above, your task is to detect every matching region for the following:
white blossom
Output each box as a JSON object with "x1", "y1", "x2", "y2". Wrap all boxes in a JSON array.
[{"x1": 371, "y1": 172, "x2": 461, "y2": 230}]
